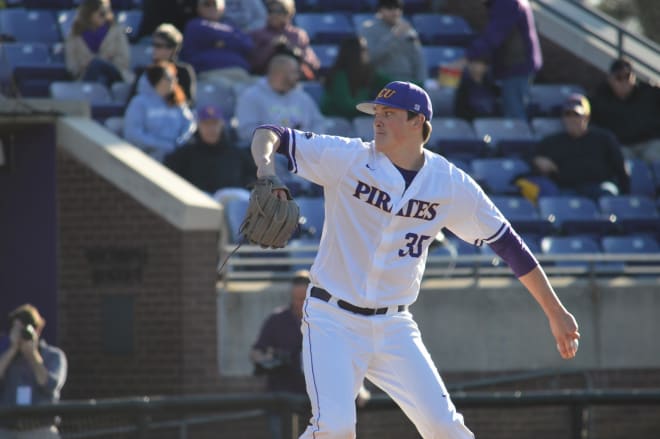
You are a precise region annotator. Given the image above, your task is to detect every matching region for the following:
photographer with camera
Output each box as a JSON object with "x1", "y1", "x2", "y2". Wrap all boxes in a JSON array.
[{"x1": 0, "y1": 304, "x2": 67, "y2": 438}]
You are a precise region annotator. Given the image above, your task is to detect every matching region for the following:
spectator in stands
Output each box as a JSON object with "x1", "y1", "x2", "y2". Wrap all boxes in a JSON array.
[
  {"x1": 138, "y1": 0, "x2": 197, "y2": 38},
  {"x1": 457, "y1": 0, "x2": 543, "y2": 120},
  {"x1": 224, "y1": 0, "x2": 268, "y2": 32},
  {"x1": 64, "y1": 0, "x2": 134, "y2": 88},
  {"x1": 128, "y1": 23, "x2": 197, "y2": 106},
  {"x1": 164, "y1": 104, "x2": 256, "y2": 195},
  {"x1": 320, "y1": 35, "x2": 392, "y2": 119},
  {"x1": 180, "y1": 0, "x2": 255, "y2": 90},
  {"x1": 453, "y1": 59, "x2": 500, "y2": 120},
  {"x1": 529, "y1": 94, "x2": 629, "y2": 199},
  {"x1": 358, "y1": 0, "x2": 427, "y2": 86},
  {"x1": 249, "y1": 0, "x2": 320, "y2": 80},
  {"x1": 0, "y1": 304, "x2": 67, "y2": 438},
  {"x1": 235, "y1": 54, "x2": 326, "y2": 145},
  {"x1": 589, "y1": 57, "x2": 660, "y2": 163},
  {"x1": 123, "y1": 61, "x2": 196, "y2": 161}
]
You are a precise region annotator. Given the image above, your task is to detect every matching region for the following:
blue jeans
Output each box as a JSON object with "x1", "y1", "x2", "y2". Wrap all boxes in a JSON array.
[
  {"x1": 501, "y1": 74, "x2": 532, "y2": 120},
  {"x1": 83, "y1": 58, "x2": 122, "y2": 87}
]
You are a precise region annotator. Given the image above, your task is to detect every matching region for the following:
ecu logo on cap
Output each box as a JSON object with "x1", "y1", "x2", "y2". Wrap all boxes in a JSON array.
[{"x1": 377, "y1": 88, "x2": 396, "y2": 99}]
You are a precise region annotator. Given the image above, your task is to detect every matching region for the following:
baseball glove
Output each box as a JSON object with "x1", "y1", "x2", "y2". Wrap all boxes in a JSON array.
[{"x1": 240, "y1": 176, "x2": 300, "y2": 249}]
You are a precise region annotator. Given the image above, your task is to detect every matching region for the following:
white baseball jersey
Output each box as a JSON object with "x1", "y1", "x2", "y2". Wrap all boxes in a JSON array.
[{"x1": 279, "y1": 128, "x2": 509, "y2": 307}]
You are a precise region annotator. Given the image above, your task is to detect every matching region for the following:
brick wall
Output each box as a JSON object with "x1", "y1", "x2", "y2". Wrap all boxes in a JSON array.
[{"x1": 56, "y1": 148, "x2": 240, "y2": 398}]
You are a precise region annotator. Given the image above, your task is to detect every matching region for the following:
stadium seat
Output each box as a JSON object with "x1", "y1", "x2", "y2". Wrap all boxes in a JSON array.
[
  {"x1": 0, "y1": 8, "x2": 61, "y2": 44},
  {"x1": 302, "y1": 80, "x2": 323, "y2": 107},
  {"x1": 598, "y1": 195, "x2": 660, "y2": 235},
  {"x1": 472, "y1": 117, "x2": 536, "y2": 157},
  {"x1": 352, "y1": 13, "x2": 373, "y2": 31},
  {"x1": 129, "y1": 44, "x2": 154, "y2": 73},
  {"x1": 528, "y1": 83, "x2": 587, "y2": 117},
  {"x1": 24, "y1": 0, "x2": 74, "y2": 8},
  {"x1": 470, "y1": 157, "x2": 530, "y2": 195},
  {"x1": 115, "y1": 9, "x2": 143, "y2": 43},
  {"x1": 426, "y1": 86, "x2": 456, "y2": 118},
  {"x1": 324, "y1": 116, "x2": 356, "y2": 137},
  {"x1": 422, "y1": 46, "x2": 465, "y2": 78},
  {"x1": 196, "y1": 81, "x2": 237, "y2": 118},
  {"x1": 294, "y1": 12, "x2": 355, "y2": 45},
  {"x1": 411, "y1": 13, "x2": 474, "y2": 46},
  {"x1": 0, "y1": 42, "x2": 70, "y2": 97},
  {"x1": 222, "y1": 197, "x2": 249, "y2": 244},
  {"x1": 427, "y1": 117, "x2": 485, "y2": 160},
  {"x1": 531, "y1": 117, "x2": 564, "y2": 140},
  {"x1": 295, "y1": 196, "x2": 325, "y2": 241},
  {"x1": 56, "y1": 9, "x2": 76, "y2": 39},
  {"x1": 601, "y1": 235, "x2": 660, "y2": 261},
  {"x1": 49, "y1": 81, "x2": 123, "y2": 121},
  {"x1": 538, "y1": 195, "x2": 617, "y2": 236},
  {"x1": 352, "y1": 116, "x2": 373, "y2": 142},
  {"x1": 540, "y1": 235, "x2": 609, "y2": 271},
  {"x1": 310, "y1": 44, "x2": 339, "y2": 78},
  {"x1": 111, "y1": 81, "x2": 132, "y2": 105},
  {"x1": 626, "y1": 158, "x2": 656, "y2": 198},
  {"x1": 103, "y1": 116, "x2": 124, "y2": 136},
  {"x1": 489, "y1": 195, "x2": 555, "y2": 235}
]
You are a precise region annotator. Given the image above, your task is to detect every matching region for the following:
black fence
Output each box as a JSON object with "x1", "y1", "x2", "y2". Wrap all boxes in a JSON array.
[{"x1": 2, "y1": 389, "x2": 660, "y2": 439}]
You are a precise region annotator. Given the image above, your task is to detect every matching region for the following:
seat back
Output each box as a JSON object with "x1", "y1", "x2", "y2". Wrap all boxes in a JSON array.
[
  {"x1": 294, "y1": 12, "x2": 354, "y2": 44},
  {"x1": 470, "y1": 158, "x2": 530, "y2": 195},
  {"x1": 411, "y1": 13, "x2": 474, "y2": 46},
  {"x1": 0, "y1": 8, "x2": 61, "y2": 43},
  {"x1": 528, "y1": 83, "x2": 586, "y2": 117}
]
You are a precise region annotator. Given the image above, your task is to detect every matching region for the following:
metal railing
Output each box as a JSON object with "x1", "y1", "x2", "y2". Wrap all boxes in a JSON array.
[
  {"x1": 219, "y1": 243, "x2": 660, "y2": 281},
  {"x1": 532, "y1": 0, "x2": 660, "y2": 78},
  {"x1": 1, "y1": 388, "x2": 660, "y2": 439}
]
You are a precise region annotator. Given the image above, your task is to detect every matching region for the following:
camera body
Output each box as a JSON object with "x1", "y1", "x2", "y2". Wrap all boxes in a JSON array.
[{"x1": 20, "y1": 324, "x2": 35, "y2": 341}]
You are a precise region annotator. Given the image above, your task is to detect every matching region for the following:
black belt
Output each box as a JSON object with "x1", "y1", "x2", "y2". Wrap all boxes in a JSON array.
[{"x1": 310, "y1": 287, "x2": 406, "y2": 316}]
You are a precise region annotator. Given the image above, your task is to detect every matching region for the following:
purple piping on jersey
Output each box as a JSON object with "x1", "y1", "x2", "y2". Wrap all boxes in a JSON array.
[
  {"x1": 488, "y1": 226, "x2": 539, "y2": 277},
  {"x1": 254, "y1": 124, "x2": 297, "y2": 173},
  {"x1": 475, "y1": 222, "x2": 507, "y2": 246},
  {"x1": 289, "y1": 129, "x2": 298, "y2": 174},
  {"x1": 302, "y1": 298, "x2": 321, "y2": 438}
]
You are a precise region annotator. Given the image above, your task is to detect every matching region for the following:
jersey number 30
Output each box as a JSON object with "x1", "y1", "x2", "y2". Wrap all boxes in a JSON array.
[{"x1": 398, "y1": 233, "x2": 431, "y2": 258}]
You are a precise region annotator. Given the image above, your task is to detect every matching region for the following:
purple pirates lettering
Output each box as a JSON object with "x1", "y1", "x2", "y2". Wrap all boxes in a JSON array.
[{"x1": 352, "y1": 180, "x2": 439, "y2": 220}]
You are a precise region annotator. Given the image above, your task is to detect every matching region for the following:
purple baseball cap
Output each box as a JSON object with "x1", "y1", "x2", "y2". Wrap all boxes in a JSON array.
[
  {"x1": 196, "y1": 104, "x2": 225, "y2": 122},
  {"x1": 356, "y1": 81, "x2": 433, "y2": 121}
]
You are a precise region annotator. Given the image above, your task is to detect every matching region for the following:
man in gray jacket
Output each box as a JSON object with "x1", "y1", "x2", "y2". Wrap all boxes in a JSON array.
[{"x1": 359, "y1": 0, "x2": 427, "y2": 86}]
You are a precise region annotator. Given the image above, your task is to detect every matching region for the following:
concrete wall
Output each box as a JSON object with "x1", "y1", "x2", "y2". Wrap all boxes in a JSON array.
[{"x1": 219, "y1": 276, "x2": 660, "y2": 375}]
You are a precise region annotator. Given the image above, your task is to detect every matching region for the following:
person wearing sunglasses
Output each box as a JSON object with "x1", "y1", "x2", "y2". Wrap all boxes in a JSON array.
[
  {"x1": 65, "y1": 0, "x2": 133, "y2": 88},
  {"x1": 589, "y1": 57, "x2": 660, "y2": 163},
  {"x1": 529, "y1": 94, "x2": 629, "y2": 200}
]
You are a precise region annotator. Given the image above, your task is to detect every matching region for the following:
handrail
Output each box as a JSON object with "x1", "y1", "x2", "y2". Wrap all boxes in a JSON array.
[{"x1": 531, "y1": 0, "x2": 660, "y2": 78}]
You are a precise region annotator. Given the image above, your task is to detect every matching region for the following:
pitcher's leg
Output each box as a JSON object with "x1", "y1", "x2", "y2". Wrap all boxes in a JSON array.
[
  {"x1": 367, "y1": 314, "x2": 474, "y2": 439},
  {"x1": 299, "y1": 299, "x2": 368, "y2": 439}
]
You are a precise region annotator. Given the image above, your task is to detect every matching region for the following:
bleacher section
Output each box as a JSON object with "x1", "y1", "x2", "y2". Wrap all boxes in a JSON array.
[{"x1": 2, "y1": 0, "x2": 659, "y2": 276}]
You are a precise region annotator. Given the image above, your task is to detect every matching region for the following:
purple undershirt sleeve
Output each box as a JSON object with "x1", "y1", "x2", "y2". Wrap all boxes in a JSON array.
[{"x1": 488, "y1": 226, "x2": 539, "y2": 278}]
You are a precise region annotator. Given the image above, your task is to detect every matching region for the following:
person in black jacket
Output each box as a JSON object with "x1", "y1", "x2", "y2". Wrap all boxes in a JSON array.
[
  {"x1": 531, "y1": 94, "x2": 629, "y2": 200},
  {"x1": 164, "y1": 104, "x2": 256, "y2": 195},
  {"x1": 589, "y1": 58, "x2": 660, "y2": 163}
]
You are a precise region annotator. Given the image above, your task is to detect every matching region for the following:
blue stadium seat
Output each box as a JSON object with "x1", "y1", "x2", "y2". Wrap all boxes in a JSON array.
[
  {"x1": 352, "y1": 116, "x2": 373, "y2": 142},
  {"x1": 538, "y1": 195, "x2": 617, "y2": 236},
  {"x1": 223, "y1": 197, "x2": 249, "y2": 244},
  {"x1": 472, "y1": 117, "x2": 536, "y2": 157},
  {"x1": 626, "y1": 158, "x2": 656, "y2": 198},
  {"x1": 0, "y1": 8, "x2": 61, "y2": 43},
  {"x1": 111, "y1": 81, "x2": 132, "y2": 105},
  {"x1": 115, "y1": 9, "x2": 142, "y2": 43},
  {"x1": 426, "y1": 86, "x2": 456, "y2": 118},
  {"x1": 324, "y1": 116, "x2": 356, "y2": 137},
  {"x1": 531, "y1": 117, "x2": 564, "y2": 140},
  {"x1": 598, "y1": 195, "x2": 660, "y2": 235},
  {"x1": 411, "y1": 13, "x2": 474, "y2": 46},
  {"x1": 129, "y1": 43, "x2": 154, "y2": 73},
  {"x1": 295, "y1": 196, "x2": 325, "y2": 241},
  {"x1": 427, "y1": 117, "x2": 485, "y2": 160},
  {"x1": 422, "y1": 46, "x2": 465, "y2": 78},
  {"x1": 528, "y1": 83, "x2": 586, "y2": 117},
  {"x1": 470, "y1": 157, "x2": 530, "y2": 195},
  {"x1": 56, "y1": 9, "x2": 76, "y2": 40},
  {"x1": 310, "y1": 44, "x2": 339, "y2": 78},
  {"x1": 489, "y1": 195, "x2": 555, "y2": 235},
  {"x1": 294, "y1": 12, "x2": 355, "y2": 44},
  {"x1": 49, "y1": 80, "x2": 123, "y2": 121},
  {"x1": 196, "y1": 81, "x2": 237, "y2": 118},
  {"x1": 352, "y1": 13, "x2": 373, "y2": 31},
  {"x1": 601, "y1": 235, "x2": 660, "y2": 258},
  {"x1": 1, "y1": 42, "x2": 69, "y2": 96},
  {"x1": 540, "y1": 235, "x2": 610, "y2": 271},
  {"x1": 302, "y1": 80, "x2": 323, "y2": 107}
]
